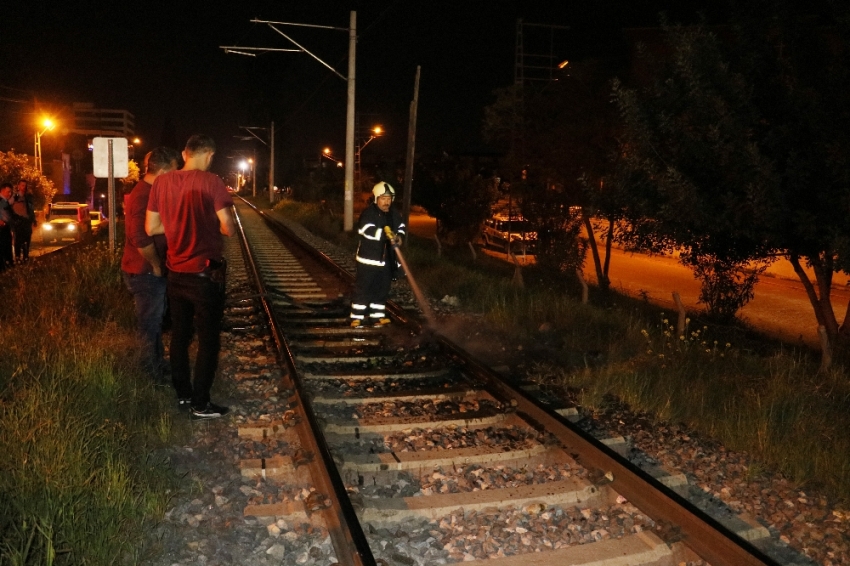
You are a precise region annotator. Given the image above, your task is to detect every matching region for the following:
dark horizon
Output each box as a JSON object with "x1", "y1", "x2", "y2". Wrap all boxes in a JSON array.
[{"x1": 2, "y1": 0, "x2": 728, "y2": 179}]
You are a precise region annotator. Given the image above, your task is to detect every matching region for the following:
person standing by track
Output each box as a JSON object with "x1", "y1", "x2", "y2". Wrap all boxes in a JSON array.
[
  {"x1": 146, "y1": 135, "x2": 236, "y2": 419},
  {"x1": 349, "y1": 182, "x2": 406, "y2": 327},
  {"x1": 0, "y1": 183, "x2": 15, "y2": 271},
  {"x1": 11, "y1": 180, "x2": 37, "y2": 263},
  {"x1": 121, "y1": 147, "x2": 179, "y2": 386}
]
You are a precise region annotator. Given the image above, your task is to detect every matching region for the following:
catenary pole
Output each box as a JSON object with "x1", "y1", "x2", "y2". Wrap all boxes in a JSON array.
[
  {"x1": 225, "y1": 14, "x2": 355, "y2": 222},
  {"x1": 402, "y1": 66, "x2": 420, "y2": 230},
  {"x1": 344, "y1": 11, "x2": 356, "y2": 231},
  {"x1": 269, "y1": 120, "x2": 275, "y2": 206}
]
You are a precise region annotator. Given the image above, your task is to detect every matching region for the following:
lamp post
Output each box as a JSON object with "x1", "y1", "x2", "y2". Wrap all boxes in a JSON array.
[
  {"x1": 247, "y1": 157, "x2": 256, "y2": 196},
  {"x1": 34, "y1": 118, "x2": 55, "y2": 174},
  {"x1": 239, "y1": 160, "x2": 249, "y2": 193},
  {"x1": 355, "y1": 125, "x2": 383, "y2": 192},
  {"x1": 129, "y1": 137, "x2": 141, "y2": 160},
  {"x1": 321, "y1": 147, "x2": 344, "y2": 167},
  {"x1": 237, "y1": 123, "x2": 274, "y2": 205}
]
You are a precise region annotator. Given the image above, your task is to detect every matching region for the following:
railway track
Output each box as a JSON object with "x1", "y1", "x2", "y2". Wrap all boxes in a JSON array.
[{"x1": 217, "y1": 198, "x2": 784, "y2": 566}]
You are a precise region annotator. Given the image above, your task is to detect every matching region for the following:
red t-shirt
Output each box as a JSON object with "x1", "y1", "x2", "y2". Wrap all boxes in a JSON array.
[
  {"x1": 147, "y1": 169, "x2": 233, "y2": 274},
  {"x1": 121, "y1": 179, "x2": 167, "y2": 275}
]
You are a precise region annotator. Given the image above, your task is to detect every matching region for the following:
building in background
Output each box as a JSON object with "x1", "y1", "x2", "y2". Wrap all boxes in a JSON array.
[{"x1": 70, "y1": 102, "x2": 135, "y2": 139}]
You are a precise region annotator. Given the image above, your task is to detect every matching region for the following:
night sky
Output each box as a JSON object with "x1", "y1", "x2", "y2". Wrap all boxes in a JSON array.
[{"x1": 1, "y1": 0, "x2": 719, "y2": 178}]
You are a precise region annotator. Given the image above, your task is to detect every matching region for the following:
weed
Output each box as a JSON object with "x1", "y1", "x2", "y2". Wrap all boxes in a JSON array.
[{"x1": 0, "y1": 243, "x2": 178, "y2": 565}]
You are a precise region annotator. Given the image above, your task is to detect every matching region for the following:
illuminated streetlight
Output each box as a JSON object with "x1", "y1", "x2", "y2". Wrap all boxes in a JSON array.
[
  {"x1": 35, "y1": 117, "x2": 55, "y2": 173},
  {"x1": 246, "y1": 158, "x2": 256, "y2": 196},
  {"x1": 321, "y1": 147, "x2": 344, "y2": 167},
  {"x1": 356, "y1": 126, "x2": 384, "y2": 189}
]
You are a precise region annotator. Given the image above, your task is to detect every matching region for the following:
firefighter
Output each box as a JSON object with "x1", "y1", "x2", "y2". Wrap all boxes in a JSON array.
[{"x1": 350, "y1": 182, "x2": 406, "y2": 327}]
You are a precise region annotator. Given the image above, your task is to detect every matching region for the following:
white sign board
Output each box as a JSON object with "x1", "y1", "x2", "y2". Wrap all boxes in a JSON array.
[{"x1": 92, "y1": 137, "x2": 129, "y2": 178}]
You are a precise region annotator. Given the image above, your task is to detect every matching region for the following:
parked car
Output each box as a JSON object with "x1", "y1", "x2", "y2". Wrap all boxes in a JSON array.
[
  {"x1": 482, "y1": 214, "x2": 537, "y2": 254},
  {"x1": 42, "y1": 202, "x2": 92, "y2": 244},
  {"x1": 89, "y1": 210, "x2": 108, "y2": 235}
]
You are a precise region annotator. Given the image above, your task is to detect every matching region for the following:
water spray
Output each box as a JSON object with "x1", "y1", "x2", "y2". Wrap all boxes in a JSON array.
[{"x1": 386, "y1": 226, "x2": 436, "y2": 328}]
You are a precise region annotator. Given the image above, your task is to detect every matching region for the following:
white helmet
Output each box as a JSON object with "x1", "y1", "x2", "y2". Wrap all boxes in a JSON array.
[{"x1": 372, "y1": 182, "x2": 395, "y2": 200}]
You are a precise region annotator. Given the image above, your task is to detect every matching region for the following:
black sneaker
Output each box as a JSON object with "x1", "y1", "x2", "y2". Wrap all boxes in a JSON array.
[
  {"x1": 190, "y1": 402, "x2": 230, "y2": 420},
  {"x1": 177, "y1": 398, "x2": 192, "y2": 412}
]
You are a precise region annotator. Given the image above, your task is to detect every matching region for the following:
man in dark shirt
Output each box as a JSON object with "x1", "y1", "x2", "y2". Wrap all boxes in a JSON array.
[
  {"x1": 11, "y1": 180, "x2": 37, "y2": 262},
  {"x1": 0, "y1": 183, "x2": 15, "y2": 271},
  {"x1": 146, "y1": 135, "x2": 236, "y2": 419},
  {"x1": 121, "y1": 147, "x2": 179, "y2": 386}
]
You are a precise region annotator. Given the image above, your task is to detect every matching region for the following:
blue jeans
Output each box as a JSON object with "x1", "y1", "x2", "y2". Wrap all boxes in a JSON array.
[
  {"x1": 122, "y1": 271, "x2": 168, "y2": 381},
  {"x1": 167, "y1": 272, "x2": 226, "y2": 407}
]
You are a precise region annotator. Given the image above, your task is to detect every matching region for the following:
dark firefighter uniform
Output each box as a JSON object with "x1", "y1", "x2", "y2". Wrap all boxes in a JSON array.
[{"x1": 350, "y1": 183, "x2": 406, "y2": 326}]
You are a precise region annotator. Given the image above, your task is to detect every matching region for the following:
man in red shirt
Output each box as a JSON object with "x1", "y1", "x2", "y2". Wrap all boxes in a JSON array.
[
  {"x1": 121, "y1": 147, "x2": 179, "y2": 387},
  {"x1": 146, "y1": 135, "x2": 236, "y2": 419}
]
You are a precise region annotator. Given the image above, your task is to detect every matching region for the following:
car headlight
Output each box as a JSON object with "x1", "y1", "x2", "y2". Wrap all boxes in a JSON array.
[
  {"x1": 67, "y1": 223, "x2": 77, "y2": 231},
  {"x1": 43, "y1": 224, "x2": 53, "y2": 231}
]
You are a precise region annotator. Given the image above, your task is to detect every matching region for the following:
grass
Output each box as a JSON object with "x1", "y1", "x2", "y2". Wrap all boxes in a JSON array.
[
  {"x1": 0, "y1": 242, "x2": 179, "y2": 565},
  {"x1": 277, "y1": 199, "x2": 850, "y2": 502}
]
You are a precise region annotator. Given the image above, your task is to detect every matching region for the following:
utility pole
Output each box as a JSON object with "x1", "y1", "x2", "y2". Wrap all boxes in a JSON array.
[
  {"x1": 251, "y1": 149, "x2": 257, "y2": 197},
  {"x1": 270, "y1": 121, "x2": 275, "y2": 205},
  {"x1": 402, "y1": 66, "x2": 421, "y2": 230},
  {"x1": 343, "y1": 11, "x2": 356, "y2": 231},
  {"x1": 223, "y1": 12, "x2": 358, "y2": 230}
]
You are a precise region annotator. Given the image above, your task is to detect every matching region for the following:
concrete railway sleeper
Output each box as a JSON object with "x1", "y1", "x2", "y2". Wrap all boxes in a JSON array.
[{"x1": 182, "y1": 198, "x2": 784, "y2": 566}]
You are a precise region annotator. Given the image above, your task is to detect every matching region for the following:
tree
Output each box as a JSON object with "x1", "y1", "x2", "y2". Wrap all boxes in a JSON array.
[
  {"x1": 122, "y1": 160, "x2": 140, "y2": 187},
  {"x1": 612, "y1": 2, "x2": 850, "y2": 327},
  {"x1": 0, "y1": 150, "x2": 57, "y2": 212},
  {"x1": 483, "y1": 60, "x2": 623, "y2": 283},
  {"x1": 413, "y1": 155, "x2": 499, "y2": 246}
]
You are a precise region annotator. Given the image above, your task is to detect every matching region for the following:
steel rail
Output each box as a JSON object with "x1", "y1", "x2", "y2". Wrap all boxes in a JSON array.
[
  {"x1": 438, "y1": 337, "x2": 780, "y2": 566},
  {"x1": 231, "y1": 203, "x2": 376, "y2": 566},
  {"x1": 243, "y1": 198, "x2": 781, "y2": 566}
]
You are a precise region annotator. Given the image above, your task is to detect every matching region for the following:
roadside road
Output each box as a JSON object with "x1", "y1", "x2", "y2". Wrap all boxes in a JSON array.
[{"x1": 408, "y1": 211, "x2": 847, "y2": 347}]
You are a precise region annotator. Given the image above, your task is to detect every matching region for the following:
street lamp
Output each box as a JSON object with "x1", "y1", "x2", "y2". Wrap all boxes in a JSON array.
[
  {"x1": 239, "y1": 160, "x2": 248, "y2": 193},
  {"x1": 356, "y1": 126, "x2": 383, "y2": 191},
  {"x1": 247, "y1": 158, "x2": 256, "y2": 197},
  {"x1": 321, "y1": 147, "x2": 344, "y2": 167},
  {"x1": 129, "y1": 137, "x2": 141, "y2": 160},
  {"x1": 34, "y1": 117, "x2": 55, "y2": 173},
  {"x1": 237, "y1": 124, "x2": 274, "y2": 204}
]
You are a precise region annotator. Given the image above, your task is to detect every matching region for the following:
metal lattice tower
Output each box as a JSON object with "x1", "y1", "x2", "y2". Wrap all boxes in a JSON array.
[{"x1": 512, "y1": 19, "x2": 569, "y2": 165}]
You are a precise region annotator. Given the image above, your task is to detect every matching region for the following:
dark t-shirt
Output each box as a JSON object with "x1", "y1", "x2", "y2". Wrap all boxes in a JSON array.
[
  {"x1": 147, "y1": 169, "x2": 233, "y2": 274},
  {"x1": 121, "y1": 179, "x2": 166, "y2": 275}
]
